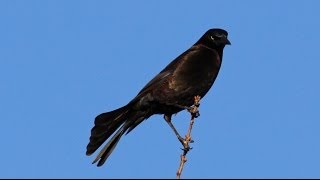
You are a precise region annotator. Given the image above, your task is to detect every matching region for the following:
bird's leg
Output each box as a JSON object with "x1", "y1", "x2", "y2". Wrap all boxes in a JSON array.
[
  {"x1": 164, "y1": 114, "x2": 193, "y2": 146},
  {"x1": 164, "y1": 96, "x2": 201, "y2": 148}
]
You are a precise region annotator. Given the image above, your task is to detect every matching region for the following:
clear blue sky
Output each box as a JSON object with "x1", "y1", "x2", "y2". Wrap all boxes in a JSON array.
[{"x1": 1, "y1": 0, "x2": 319, "y2": 178}]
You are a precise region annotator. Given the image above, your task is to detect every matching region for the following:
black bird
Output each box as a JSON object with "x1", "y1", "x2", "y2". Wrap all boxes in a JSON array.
[{"x1": 86, "y1": 28, "x2": 231, "y2": 166}]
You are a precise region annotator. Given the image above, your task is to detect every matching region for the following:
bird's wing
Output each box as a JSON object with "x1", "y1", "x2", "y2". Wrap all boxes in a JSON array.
[
  {"x1": 130, "y1": 45, "x2": 201, "y2": 104},
  {"x1": 132, "y1": 54, "x2": 184, "y2": 99},
  {"x1": 136, "y1": 71, "x2": 171, "y2": 95}
]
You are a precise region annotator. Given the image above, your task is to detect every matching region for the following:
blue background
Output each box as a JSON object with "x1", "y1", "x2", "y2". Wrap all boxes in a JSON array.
[{"x1": 1, "y1": 0, "x2": 319, "y2": 178}]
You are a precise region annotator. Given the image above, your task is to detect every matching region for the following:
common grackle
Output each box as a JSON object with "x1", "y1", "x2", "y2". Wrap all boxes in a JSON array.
[{"x1": 86, "y1": 28, "x2": 231, "y2": 166}]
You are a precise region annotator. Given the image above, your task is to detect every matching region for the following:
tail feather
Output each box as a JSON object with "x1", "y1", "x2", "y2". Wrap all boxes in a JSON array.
[
  {"x1": 125, "y1": 115, "x2": 150, "y2": 135},
  {"x1": 86, "y1": 105, "x2": 130, "y2": 156},
  {"x1": 87, "y1": 104, "x2": 149, "y2": 166},
  {"x1": 93, "y1": 127, "x2": 125, "y2": 166},
  {"x1": 91, "y1": 114, "x2": 145, "y2": 166}
]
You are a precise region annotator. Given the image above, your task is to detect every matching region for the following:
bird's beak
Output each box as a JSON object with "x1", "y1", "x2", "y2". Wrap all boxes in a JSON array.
[
  {"x1": 221, "y1": 34, "x2": 231, "y2": 45},
  {"x1": 225, "y1": 38, "x2": 231, "y2": 45}
]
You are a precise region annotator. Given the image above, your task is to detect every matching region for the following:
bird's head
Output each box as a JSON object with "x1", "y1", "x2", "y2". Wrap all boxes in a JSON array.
[{"x1": 196, "y1": 28, "x2": 231, "y2": 48}]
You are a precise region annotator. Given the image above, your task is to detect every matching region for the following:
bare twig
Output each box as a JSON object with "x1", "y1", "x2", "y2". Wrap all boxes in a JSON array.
[{"x1": 176, "y1": 95, "x2": 201, "y2": 179}]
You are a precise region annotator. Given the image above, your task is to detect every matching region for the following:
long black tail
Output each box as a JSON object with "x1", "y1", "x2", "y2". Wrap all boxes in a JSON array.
[
  {"x1": 86, "y1": 103, "x2": 148, "y2": 166},
  {"x1": 86, "y1": 105, "x2": 131, "y2": 156},
  {"x1": 91, "y1": 125, "x2": 126, "y2": 166}
]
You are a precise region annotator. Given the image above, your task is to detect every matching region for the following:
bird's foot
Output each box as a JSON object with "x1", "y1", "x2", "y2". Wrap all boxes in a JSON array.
[
  {"x1": 173, "y1": 104, "x2": 200, "y2": 117},
  {"x1": 187, "y1": 105, "x2": 200, "y2": 118},
  {"x1": 178, "y1": 135, "x2": 194, "y2": 152},
  {"x1": 178, "y1": 136, "x2": 194, "y2": 144},
  {"x1": 187, "y1": 95, "x2": 201, "y2": 118}
]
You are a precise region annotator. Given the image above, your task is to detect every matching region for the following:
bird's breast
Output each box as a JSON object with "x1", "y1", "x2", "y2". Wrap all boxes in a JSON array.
[{"x1": 171, "y1": 49, "x2": 221, "y2": 92}]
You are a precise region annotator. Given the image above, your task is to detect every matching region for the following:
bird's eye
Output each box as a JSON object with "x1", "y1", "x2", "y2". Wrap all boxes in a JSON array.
[{"x1": 210, "y1": 36, "x2": 215, "y2": 40}]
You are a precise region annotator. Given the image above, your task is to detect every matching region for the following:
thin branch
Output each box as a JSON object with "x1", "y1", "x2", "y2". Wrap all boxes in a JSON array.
[{"x1": 176, "y1": 95, "x2": 201, "y2": 179}]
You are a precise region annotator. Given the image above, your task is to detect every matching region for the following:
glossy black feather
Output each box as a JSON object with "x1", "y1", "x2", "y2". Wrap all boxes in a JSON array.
[{"x1": 87, "y1": 28, "x2": 231, "y2": 166}]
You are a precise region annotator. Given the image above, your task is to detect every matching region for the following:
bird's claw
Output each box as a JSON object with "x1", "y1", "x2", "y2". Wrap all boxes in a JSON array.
[
  {"x1": 178, "y1": 136, "x2": 186, "y2": 145},
  {"x1": 187, "y1": 105, "x2": 200, "y2": 118},
  {"x1": 180, "y1": 146, "x2": 193, "y2": 151},
  {"x1": 193, "y1": 111, "x2": 200, "y2": 118},
  {"x1": 178, "y1": 136, "x2": 194, "y2": 151},
  {"x1": 178, "y1": 136, "x2": 194, "y2": 143}
]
